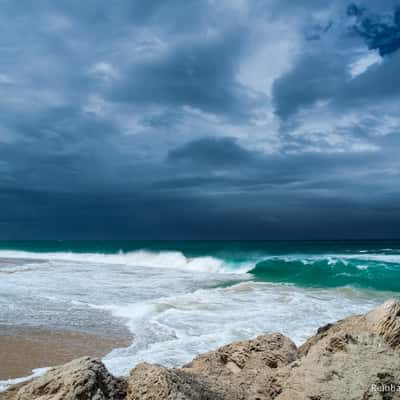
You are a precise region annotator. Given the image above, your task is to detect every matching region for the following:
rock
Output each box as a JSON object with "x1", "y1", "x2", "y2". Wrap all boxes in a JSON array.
[
  {"x1": 365, "y1": 299, "x2": 400, "y2": 349},
  {"x1": 183, "y1": 333, "x2": 297, "y2": 400},
  {"x1": 275, "y1": 299, "x2": 400, "y2": 400},
  {"x1": 127, "y1": 363, "x2": 224, "y2": 400},
  {"x1": 0, "y1": 357, "x2": 127, "y2": 400},
  {"x1": 127, "y1": 334, "x2": 297, "y2": 400},
  {"x1": 300, "y1": 299, "x2": 400, "y2": 357}
]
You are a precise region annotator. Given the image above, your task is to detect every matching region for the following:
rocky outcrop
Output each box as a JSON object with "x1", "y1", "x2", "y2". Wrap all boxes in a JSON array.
[
  {"x1": 126, "y1": 333, "x2": 297, "y2": 400},
  {"x1": 0, "y1": 357, "x2": 127, "y2": 400},
  {"x1": 365, "y1": 299, "x2": 400, "y2": 349},
  {"x1": 182, "y1": 333, "x2": 297, "y2": 399},
  {"x1": 127, "y1": 363, "x2": 224, "y2": 400},
  {"x1": 299, "y1": 299, "x2": 400, "y2": 357},
  {"x1": 2, "y1": 300, "x2": 400, "y2": 400},
  {"x1": 274, "y1": 300, "x2": 400, "y2": 400}
]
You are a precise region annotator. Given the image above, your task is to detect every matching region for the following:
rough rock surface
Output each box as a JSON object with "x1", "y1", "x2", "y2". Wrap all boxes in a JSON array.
[
  {"x1": 0, "y1": 357, "x2": 127, "y2": 400},
  {"x1": 2, "y1": 300, "x2": 400, "y2": 400},
  {"x1": 127, "y1": 363, "x2": 224, "y2": 400},
  {"x1": 182, "y1": 333, "x2": 297, "y2": 400},
  {"x1": 275, "y1": 300, "x2": 400, "y2": 400},
  {"x1": 366, "y1": 299, "x2": 400, "y2": 349}
]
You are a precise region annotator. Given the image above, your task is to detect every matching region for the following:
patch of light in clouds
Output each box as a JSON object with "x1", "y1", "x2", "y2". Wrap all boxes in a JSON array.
[{"x1": 349, "y1": 50, "x2": 382, "y2": 78}]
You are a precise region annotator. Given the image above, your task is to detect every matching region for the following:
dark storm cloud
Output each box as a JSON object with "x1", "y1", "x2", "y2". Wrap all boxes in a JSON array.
[
  {"x1": 167, "y1": 137, "x2": 253, "y2": 168},
  {"x1": 3, "y1": 144, "x2": 399, "y2": 240},
  {"x1": 271, "y1": 0, "x2": 400, "y2": 159},
  {"x1": 348, "y1": 3, "x2": 400, "y2": 55},
  {"x1": 272, "y1": 47, "x2": 400, "y2": 123},
  {"x1": 0, "y1": 106, "x2": 122, "y2": 191},
  {"x1": 305, "y1": 21, "x2": 334, "y2": 41},
  {"x1": 0, "y1": 0, "x2": 400, "y2": 239},
  {"x1": 337, "y1": 51, "x2": 400, "y2": 105},
  {"x1": 272, "y1": 53, "x2": 347, "y2": 120},
  {"x1": 107, "y1": 29, "x2": 257, "y2": 121}
]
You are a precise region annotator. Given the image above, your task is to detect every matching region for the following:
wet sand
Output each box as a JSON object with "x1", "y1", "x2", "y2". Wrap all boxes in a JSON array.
[{"x1": 0, "y1": 325, "x2": 132, "y2": 380}]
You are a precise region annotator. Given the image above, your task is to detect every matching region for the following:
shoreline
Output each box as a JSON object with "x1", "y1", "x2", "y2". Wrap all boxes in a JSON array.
[
  {"x1": 0, "y1": 324, "x2": 132, "y2": 381},
  {"x1": 1, "y1": 300, "x2": 400, "y2": 399}
]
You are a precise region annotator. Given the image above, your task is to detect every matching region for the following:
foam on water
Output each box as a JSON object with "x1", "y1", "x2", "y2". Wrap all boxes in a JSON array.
[
  {"x1": 0, "y1": 249, "x2": 251, "y2": 274},
  {"x1": 101, "y1": 282, "x2": 386, "y2": 376},
  {"x1": 0, "y1": 368, "x2": 48, "y2": 392},
  {"x1": 249, "y1": 256, "x2": 400, "y2": 291}
]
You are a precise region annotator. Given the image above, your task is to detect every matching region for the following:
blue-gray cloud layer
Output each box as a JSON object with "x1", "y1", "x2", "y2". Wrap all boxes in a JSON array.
[{"x1": 0, "y1": 0, "x2": 399, "y2": 239}]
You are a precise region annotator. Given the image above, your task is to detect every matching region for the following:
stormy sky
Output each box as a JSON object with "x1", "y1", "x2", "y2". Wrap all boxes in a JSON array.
[{"x1": 1, "y1": 0, "x2": 400, "y2": 239}]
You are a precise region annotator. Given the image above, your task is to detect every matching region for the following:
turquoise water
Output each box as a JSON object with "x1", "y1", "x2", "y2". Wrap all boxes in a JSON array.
[
  {"x1": 2, "y1": 239, "x2": 399, "y2": 255},
  {"x1": 1, "y1": 240, "x2": 399, "y2": 291}
]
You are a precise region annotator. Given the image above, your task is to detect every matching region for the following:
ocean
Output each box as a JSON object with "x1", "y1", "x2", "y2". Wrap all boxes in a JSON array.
[{"x1": 0, "y1": 240, "x2": 399, "y2": 384}]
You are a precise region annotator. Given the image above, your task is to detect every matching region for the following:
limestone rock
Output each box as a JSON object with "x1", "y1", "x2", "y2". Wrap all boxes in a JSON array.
[
  {"x1": 183, "y1": 333, "x2": 298, "y2": 400},
  {"x1": 275, "y1": 299, "x2": 400, "y2": 400},
  {"x1": 127, "y1": 334, "x2": 297, "y2": 400},
  {"x1": 365, "y1": 299, "x2": 400, "y2": 349},
  {"x1": 1, "y1": 357, "x2": 127, "y2": 400},
  {"x1": 127, "y1": 363, "x2": 224, "y2": 400}
]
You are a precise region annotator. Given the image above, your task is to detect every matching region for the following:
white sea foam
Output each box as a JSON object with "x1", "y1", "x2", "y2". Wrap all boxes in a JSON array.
[
  {"x1": 0, "y1": 250, "x2": 251, "y2": 274},
  {"x1": 0, "y1": 266, "x2": 34, "y2": 274},
  {"x1": 101, "y1": 282, "x2": 386, "y2": 376},
  {"x1": 271, "y1": 253, "x2": 400, "y2": 265},
  {"x1": 0, "y1": 368, "x2": 48, "y2": 392},
  {"x1": 343, "y1": 254, "x2": 400, "y2": 264},
  {"x1": 0, "y1": 249, "x2": 399, "y2": 277}
]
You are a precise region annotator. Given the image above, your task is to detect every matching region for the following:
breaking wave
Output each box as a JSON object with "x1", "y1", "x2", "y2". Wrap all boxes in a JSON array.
[
  {"x1": 0, "y1": 249, "x2": 250, "y2": 274},
  {"x1": 249, "y1": 257, "x2": 400, "y2": 292},
  {"x1": 1, "y1": 249, "x2": 400, "y2": 291}
]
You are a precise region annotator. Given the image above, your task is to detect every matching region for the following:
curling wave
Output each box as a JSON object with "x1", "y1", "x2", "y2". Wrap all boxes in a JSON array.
[{"x1": 249, "y1": 257, "x2": 400, "y2": 292}]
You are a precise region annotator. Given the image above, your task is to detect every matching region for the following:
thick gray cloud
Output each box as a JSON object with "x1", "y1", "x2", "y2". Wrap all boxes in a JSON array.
[
  {"x1": 107, "y1": 28, "x2": 258, "y2": 121},
  {"x1": 0, "y1": 0, "x2": 399, "y2": 239},
  {"x1": 348, "y1": 2, "x2": 400, "y2": 55},
  {"x1": 167, "y1": 137, "x2": 253, "y2": 168},
  {"x1": 273, "y1": 53, "x2": 347, "y2": 120}
]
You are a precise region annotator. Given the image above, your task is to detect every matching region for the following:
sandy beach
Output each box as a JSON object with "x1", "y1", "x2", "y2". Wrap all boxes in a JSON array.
[{"x1": 0, "y1": 325, "x2": 132, "y2": 380}]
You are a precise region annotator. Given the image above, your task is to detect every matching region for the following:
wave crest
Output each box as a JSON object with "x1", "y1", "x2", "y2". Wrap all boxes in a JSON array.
[
  {"x1": 1, "y1": 249, "x2": 400, "y2": 291},
  {"x1": 0, "y1": 249, "x2": 249, "y2": 274},
  {"x1": 249, "y1": 258, "x2": 400, "y2": 291}
]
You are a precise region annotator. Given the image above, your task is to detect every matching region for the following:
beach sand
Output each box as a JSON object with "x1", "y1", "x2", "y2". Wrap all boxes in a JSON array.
[{"x1": 0, "y1": 325, "x2": 132, "y2": 380}]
